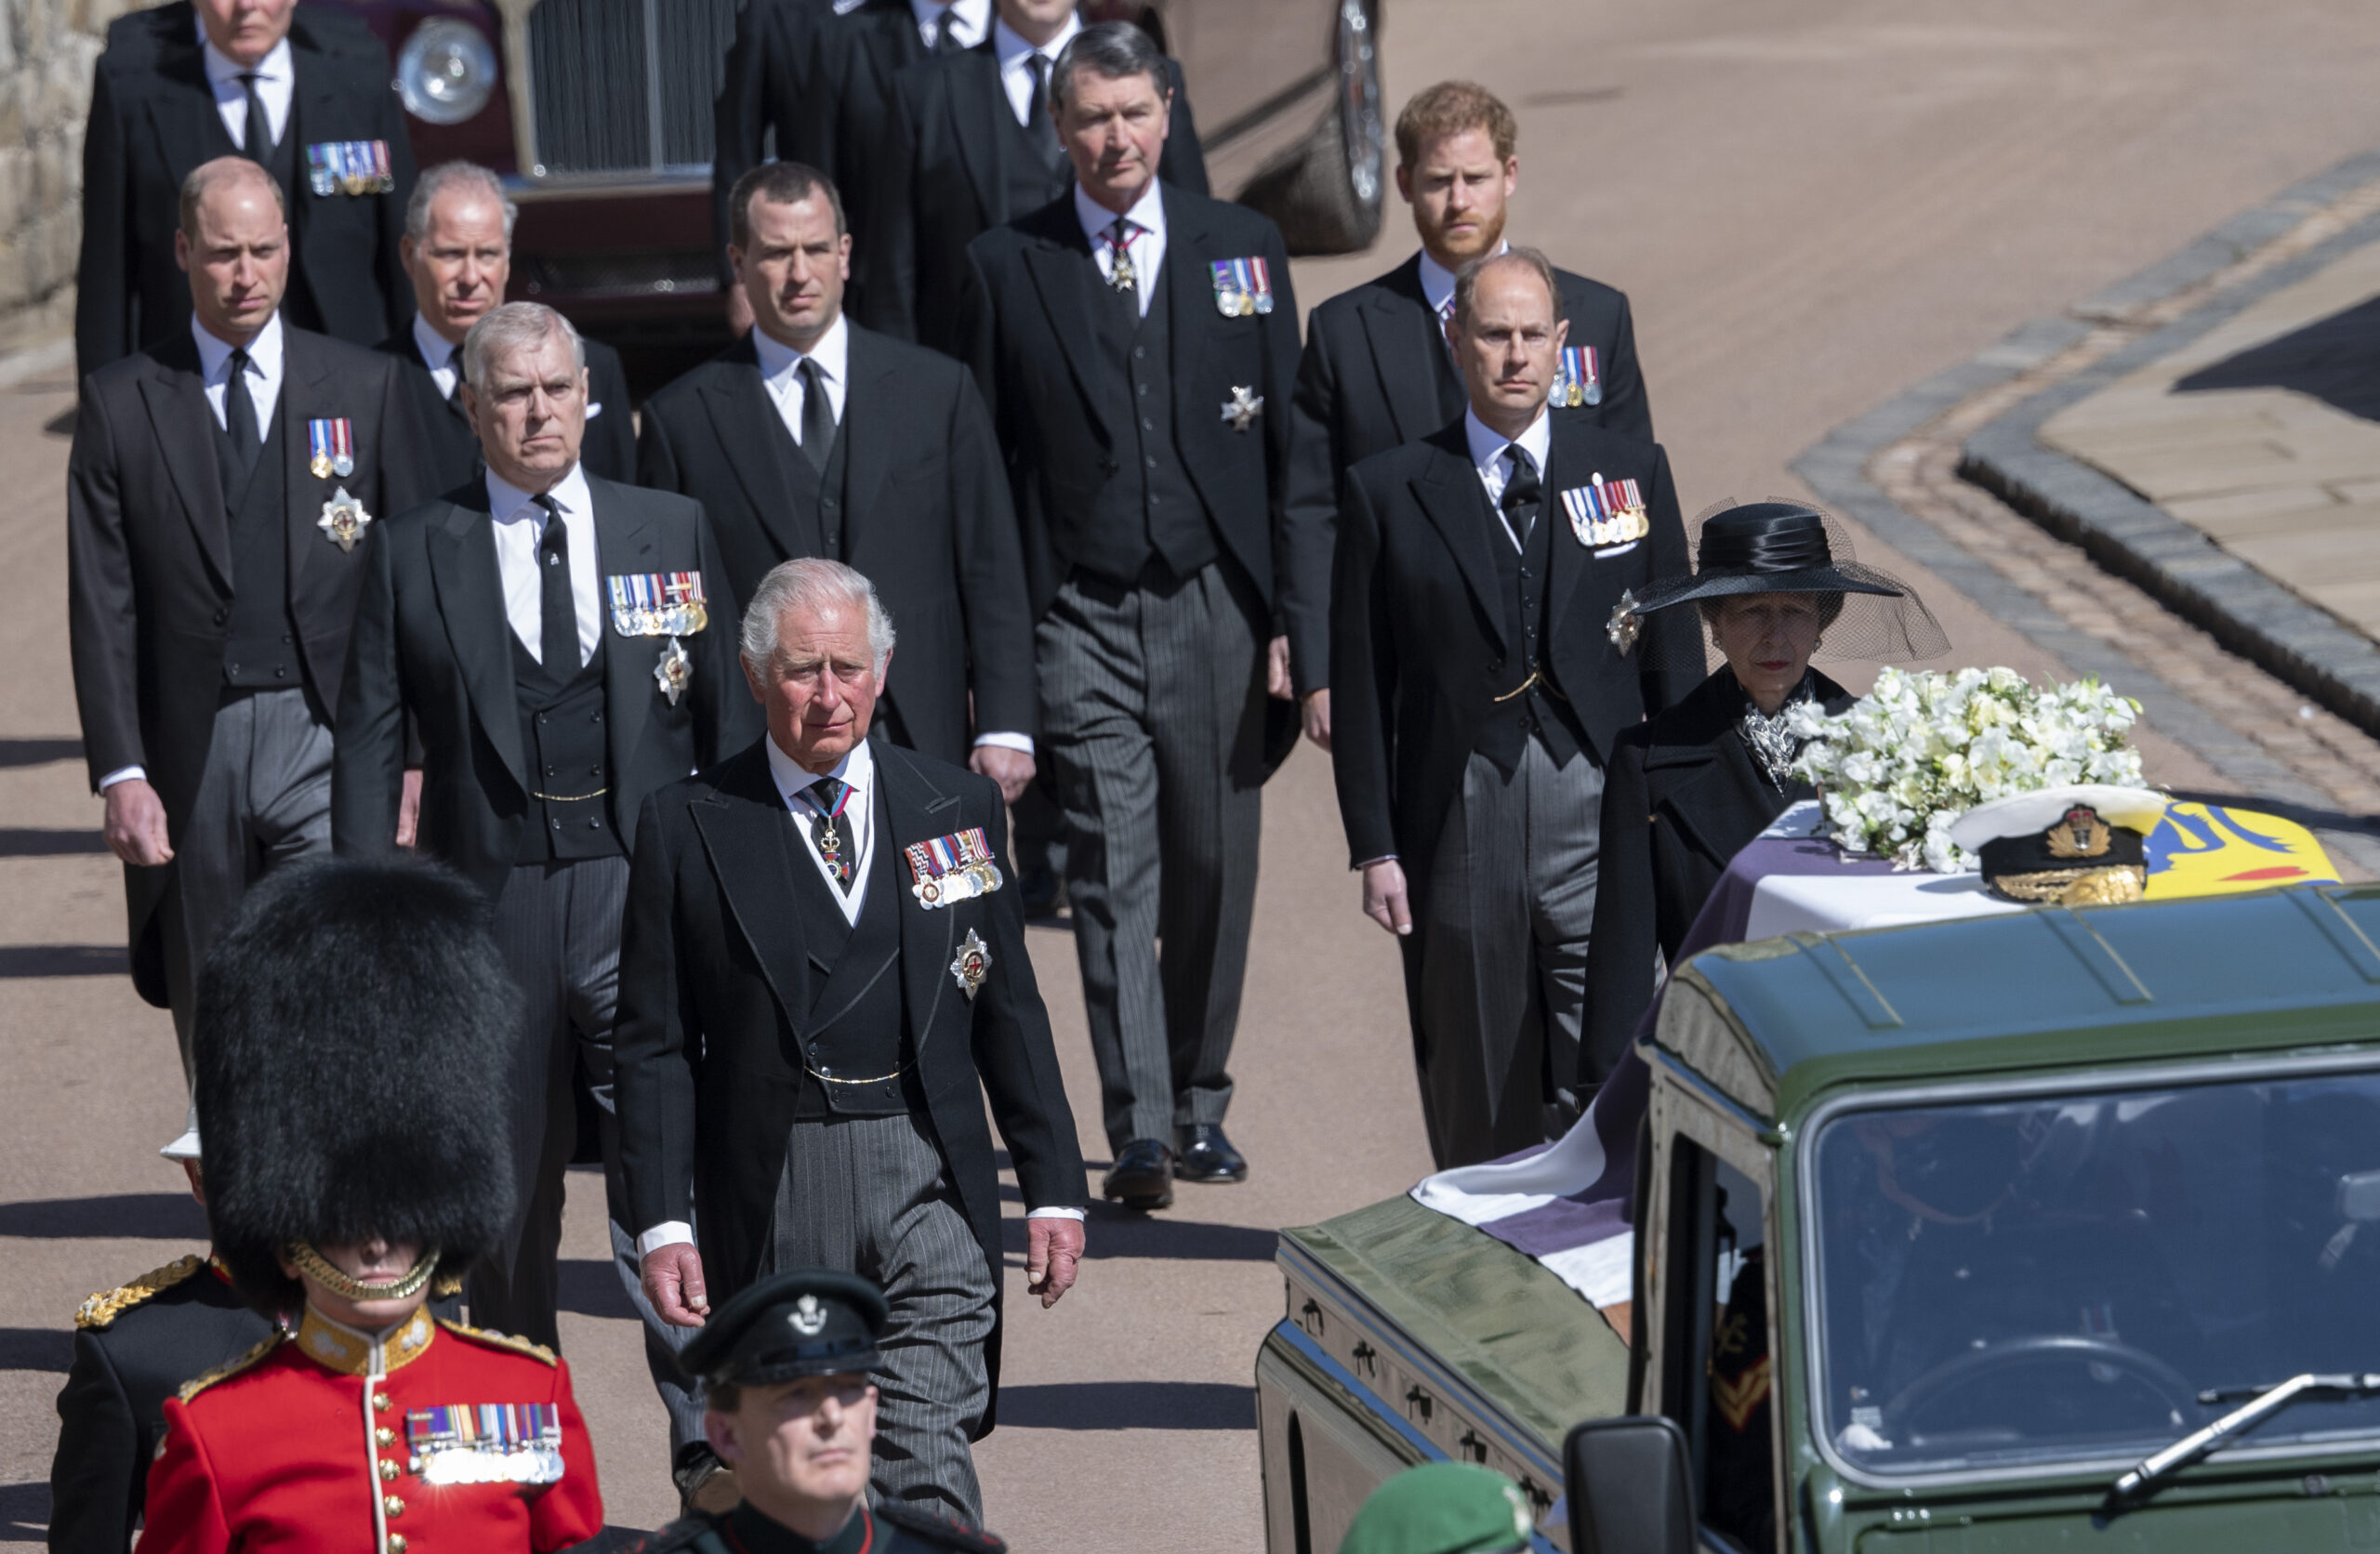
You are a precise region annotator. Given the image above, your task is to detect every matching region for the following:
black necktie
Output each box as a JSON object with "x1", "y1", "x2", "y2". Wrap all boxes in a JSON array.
[
  {"x1": 795, "y1": 357, "x2": 835, "y2": 474},
  {"x1": 932, "y1": 15, "x2": 966, "y2": 53},
  {"x1": 220, "y1": 347, "x2": 259, "y2": 489},
  {"x1": 535, "y1": 495, "x2": 580, "y2": 674},
  {"x1": 1501, "y1": 445, "x2": 1542, "y2": 549},
  {"x1": 1025, "y1": 53, "x2": 1062, "y2": 167},
  {"x1": 239, "y1": 72, "x2": 272, "y2": 160},
  {"x1": 802, "y1": 776, "x2": 856, "y2": 893}
]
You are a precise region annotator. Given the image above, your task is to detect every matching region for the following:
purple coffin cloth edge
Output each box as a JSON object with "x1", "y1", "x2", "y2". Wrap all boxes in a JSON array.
[{"x1": 1462, "y1": 837, "x2": 1899, "y2": 1259}]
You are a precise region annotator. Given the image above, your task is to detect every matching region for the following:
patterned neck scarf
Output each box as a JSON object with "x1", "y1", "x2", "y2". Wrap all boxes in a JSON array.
[{"x1": 1739, "y1": 669, "x2": 1817, "y2": 791}]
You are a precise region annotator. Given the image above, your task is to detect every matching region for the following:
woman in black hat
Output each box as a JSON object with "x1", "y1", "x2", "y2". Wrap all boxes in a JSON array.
[{"x1": 1576, "y1": 501, "x2": 1948, "y2": 1090}]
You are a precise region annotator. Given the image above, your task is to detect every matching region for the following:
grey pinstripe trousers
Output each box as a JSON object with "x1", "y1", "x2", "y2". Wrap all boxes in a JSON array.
[
  {"x1": 765, "y1": 1112, "x2": 996, "y2": 1523},
  {"x1": 1415, "y1": 740, "x2": 1605, "y2": 1168},
  {"x1": 1037, "y1": 561, "x2": 1266, "y2": 1151}
]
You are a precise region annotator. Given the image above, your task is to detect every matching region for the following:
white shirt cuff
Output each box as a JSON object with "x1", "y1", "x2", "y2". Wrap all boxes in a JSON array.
[
  {"x1": 635, "y1": 1221, "x2": 695, "y2": 1258},
  {"x1": 1025, "y1": 1206, "x2": 1085, "y2": 1221},
  {"x1": 99, "y1": 765, "x2": 146, "y2": 791},
  {"x1": 972, "y1": 731, "x2": 1035, "y2": 757}
]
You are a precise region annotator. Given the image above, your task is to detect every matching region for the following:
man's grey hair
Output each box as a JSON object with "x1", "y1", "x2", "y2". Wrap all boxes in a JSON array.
[
  {"x1": 1452, "y1": 246, "x2": 1566, "y2": 330},
  {"x1": 1051, "y1": 21, "x2": 1170, "y2": 113},
  {"x1": 406, "y1": 161, "x2": 519, "y2": 245},
  {"x1": 740, "y1": 559, "x2": 897, "y2": 676},
  {"x1": 461, "y1": 301, "x2": 585, "y2": 392}
]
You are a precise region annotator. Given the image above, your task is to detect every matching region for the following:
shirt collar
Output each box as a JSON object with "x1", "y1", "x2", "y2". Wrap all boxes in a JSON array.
[
  {"x1": 294, "y1": 1304, "x2": 436, "y2": 1377},
  {"x1": 766, "y1": 731, "x2": 875, "y2": 805},
  {"x1": 199, "y1": 30, "x2": 292, "y2": 90},
  {"x1": 1075, "y1": 178, "x2": 1165, "y2": 249},
  {"x1": 485, "y1": 461, "x2": 592, "y2": 528},
  {"x1": 411, "y1": 311, "x2": 459, "y2": 373},
  {"x1": 751, "y1": 311, "x2": 850, "y2": 388},
  {"x1": 1465, "y1": 403, "x2": 1552, "y2": 479},
  {"x1": 192, "y1": 309, "x2": 284, "y2": 386},
  {"x1": 1417, "y1": 239, "x2": 1510, "y2": 318},
  {"x1": 994, "y1": 10, "x2": 1078, "y2": 70},
  {"x1": 913, "y1": 0, "x2": 988, "y2": 46}
]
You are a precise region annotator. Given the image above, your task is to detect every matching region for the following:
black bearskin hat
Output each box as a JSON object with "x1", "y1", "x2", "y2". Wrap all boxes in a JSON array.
[{"x1": 192, "y1": 856, "x2": 518, "y2": 1318}]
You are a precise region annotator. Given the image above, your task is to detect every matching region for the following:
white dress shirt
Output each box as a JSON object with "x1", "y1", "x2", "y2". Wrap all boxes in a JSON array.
[
  {"x1": 1465, "y1": 403, "x2": 1553, "y2": 549},
  {"x1": 1074, "y1": 179, "x2": 1166, "y2": 320},
  {"x1": 995, "y1": 12, "x2": 1079, "y2": 126},
  {"x1": 486, "y1": 463, "x2": 602, "y2": 665},
  {"x1": 198, "y1": 28, "x2": 294, "y2": 151},
  {"x1": 750, "y1": 314, "x2": 849, "y2": 449},
  {"x1": 412, "y1": 312, "x2": 462, "y2": 401},
  {"x1": 634, "y1": 731, "x2": 1078, "y2": 1258},
  {"x1": 99, "y1": 312, "x2": 291, "y2": 793},
  {"x1": 910, "y1": 0, "x2": 988, "y2": 50}
]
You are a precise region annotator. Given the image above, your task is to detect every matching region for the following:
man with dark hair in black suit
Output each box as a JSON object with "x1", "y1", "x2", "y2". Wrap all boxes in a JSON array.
[
  {"x1": 856, "y1": 0, "x2": 1206, "y2": 355},
  {"x1": 641, "y1": 163, "x2": 1037, "y2": 794},
  {"x1": 709, "y1": 0, "x2": 844, "y2": 329},
  {"x1": 333, "y1": 300, "x2": 757, "y2": 1495},
  {"x1": 68, "y1": 155, "x2": 427, "y2": 1068},
  {"x1": 379, "y1": 162, "x2": 636, "y2": 493},
  {"x1": 1283, "y1": 80, "x2": 1653, "y2": 751},
  {"x1": 1330, "y1": 249, "x2": 1697, "y2": 1170},
  {"x1": 76, "y1": 0, "x2": 415, "y2": 379},
  {"x1": 959, "y1": 22, "x2": 1297, "y2": 1208}
]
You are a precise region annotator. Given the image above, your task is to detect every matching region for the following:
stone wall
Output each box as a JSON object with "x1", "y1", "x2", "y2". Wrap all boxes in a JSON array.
[{"x1": 0, "y1": 0, "x2": 154, "y2": 355}]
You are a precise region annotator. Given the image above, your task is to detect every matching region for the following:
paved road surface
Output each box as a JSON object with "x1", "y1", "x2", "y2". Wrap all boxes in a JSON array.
[{"x1": 6, "y1": 0, "x2": 2380, "y2": 1546}]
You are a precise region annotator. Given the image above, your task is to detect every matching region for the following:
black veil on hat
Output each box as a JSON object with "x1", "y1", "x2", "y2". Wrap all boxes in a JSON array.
[{"x1": 1607, "y1": 499, "x2": 1950, "y2": 667}]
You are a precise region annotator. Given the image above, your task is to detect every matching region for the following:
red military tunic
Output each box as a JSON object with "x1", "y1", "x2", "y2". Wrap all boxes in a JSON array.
[{"x1": 143, "y1": 1305, "x2": 604, "y2": 1554}]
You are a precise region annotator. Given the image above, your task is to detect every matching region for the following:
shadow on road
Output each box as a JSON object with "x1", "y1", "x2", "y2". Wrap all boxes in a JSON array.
[
  {"x1": 0, "y1": 1328, "x2": 73, "y2": 1372},
  {"x1": 996, "y1": 1380, "x2": 1253, "y2": 1431},
  {"x1": 0, "y1": 739, "x2": 80, "y2": 768},
  {"x1": 0, "y1": 1194, "x2": 205, "y2": 1240},
  {"x1": 0, "y1": 831, "x2": 106, "y2": 857},
  {"x1": 999, "y1": 1210, "x2": 1277, "y2": 1262},
  {"x1": 2174, "y1": 296, "x2": 2380, "y2": 421},
  {"x1": 0, "y1": 1482, "x2": 46, "y2": 1544},
  {"x1": 0, "y1": 946, "x2": 129, "y2": 979}
]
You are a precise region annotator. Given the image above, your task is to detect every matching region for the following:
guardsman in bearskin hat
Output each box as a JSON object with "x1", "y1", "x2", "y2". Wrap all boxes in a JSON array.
[
  {"x1": 630, "y1": 1271, "x2": 1006, "y2": 1554},
  {"x1": 142, "y1": 856, "x2": 605, "y2": 1554}
]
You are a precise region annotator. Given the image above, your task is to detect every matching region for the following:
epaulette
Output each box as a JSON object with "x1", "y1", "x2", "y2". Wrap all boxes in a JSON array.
[
  {"x1": 75, "y1": 1253, "x2": 207, "y2": 1330},
  {"x1": 178, "y1": 1329, "x2": 285, "y2": 1403},
  {"x1": 874, "y1": 1500, "x2": 1008, "y2": 1554},
  {"x1": 436, "y1": 1317, "x2": 559, "y2": 1366}
]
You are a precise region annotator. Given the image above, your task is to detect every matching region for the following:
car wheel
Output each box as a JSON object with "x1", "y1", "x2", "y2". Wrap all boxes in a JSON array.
[{"x1": 1238, "y1": 0, "x2": 1385, "y2": 256}]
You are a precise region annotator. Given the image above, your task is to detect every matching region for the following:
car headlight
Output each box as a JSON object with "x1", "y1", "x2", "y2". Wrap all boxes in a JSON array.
[{"x1": 398, "y1": 20, "x2": 497, "y2": 126}]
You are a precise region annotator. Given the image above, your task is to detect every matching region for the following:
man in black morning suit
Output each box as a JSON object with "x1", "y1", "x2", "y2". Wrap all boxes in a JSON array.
[
  {"x1": 67, "y1": 157, "x2": 426, "y2": 1065},
  {"x1": 639, "y1": 163, "x2": 1037, "y2": 792},
  {"x1": 1284, "y1": 81, "x2": 1653, "y2": 751},
  {"x1": 618, "y1": 560, "x2": 1087, "y2": 1521},
  {"x1": 76, "y1": 0, "x2": 415, "y2": 379},
  {"x1": 858, "y1": 0, "x2": 1207, "y2": 354},
  {"x1": 710, "y1": 0, "x2": 842, "y2": 314},
  {"x1": 1330, "y1": 250, "x2": 1699, "y2": 1170},
  {"x1": 378, "y1": 162, "x2": 636, "y2": 493},
  {"x1": 332, "y1": 303, "x2": 755, "y2": 1469},
  {"x1": 959, "y1": 24, "x2": 1296, "y2": 1207}
]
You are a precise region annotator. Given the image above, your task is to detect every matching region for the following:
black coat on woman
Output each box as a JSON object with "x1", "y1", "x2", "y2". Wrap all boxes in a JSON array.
[{"x1": 1579, "y1": 665, "x2": 1853, "y2": 1085}]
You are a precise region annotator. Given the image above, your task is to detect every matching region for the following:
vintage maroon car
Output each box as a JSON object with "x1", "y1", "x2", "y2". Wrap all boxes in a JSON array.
[{"x1": 326, "y1": 0, "x2": 1383, "y2": 365}]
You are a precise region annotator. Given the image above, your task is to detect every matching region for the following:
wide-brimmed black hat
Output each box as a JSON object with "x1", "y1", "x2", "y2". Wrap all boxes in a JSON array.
[{"x1": 1609, "y1": 500, "x2": 1950, "y2": 665}]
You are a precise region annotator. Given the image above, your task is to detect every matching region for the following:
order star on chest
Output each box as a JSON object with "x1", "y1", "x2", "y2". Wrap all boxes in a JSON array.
[{"x1": 1220, "y1": 386, "x2": 1263, "y2": 433}]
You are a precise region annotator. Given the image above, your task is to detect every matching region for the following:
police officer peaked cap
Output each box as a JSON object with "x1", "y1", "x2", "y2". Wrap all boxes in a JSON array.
[
  {"x1": 192, "y1": 856, "x2": 519, "y2": 1319},
  {"x1": 682, "y1": 1270, "x2": 888, "y2": 1389}
]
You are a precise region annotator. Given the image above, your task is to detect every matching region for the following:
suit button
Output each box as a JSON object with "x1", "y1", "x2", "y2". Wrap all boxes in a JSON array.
[
  {"x1": 274, "y1": 667, "x2": 287, "y2": 678},
  {"x1": 1490, "y1": 657, "x2": 1504, "y2": 671},
  {"x1": 1144, "y1": 456, "x2": 1157, "y2": 468},
  {"x1": 537, "y1": 713, "x2": 549, "y2": 725},
  {"x1": 588, "y1": 819, "x2": 601, "y2": 829},
  {"x1": 212, "y1": 608, "x2": 228, "y2": 626},
  {"x1": 1142, "y1": 417, "x2": 1155, "y2": 430},
  {"x1": 1133, "y1": 347, "x2": 1145, "y2": 360},
  {"x1": 546, "y1": 764, "x2": 556, "y2": 776},
  {"x1": 281, "y1": 632, "x2": 293, "y2": 644},
  {"x1": 591, "y1": 710, "x2": 602, "y2": 722},
  {"x1": 823, "y1": 498, "x2": 838, "y2": 510},
  {"x1": 1137, "y1": 384, "x2": 1148, "y2": 397},
  {"x1": 589, "y1": 765, "x2": 602, "y2": 777},
  {"x1": 552, "y1": 820, "x2": 562, "y2": 831},
  {"x1": 226, "y1": 663, "x2": 241, "y2": 676}
]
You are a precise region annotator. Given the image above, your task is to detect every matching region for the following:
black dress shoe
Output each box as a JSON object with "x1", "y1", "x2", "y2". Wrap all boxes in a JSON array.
[
  {"x1": 1102, "y1": 1139, "x2": 1175, "y2": 1209},
  {"x1": 1174, "y1": 1124, "x2": 1249, "y2": 1184}
]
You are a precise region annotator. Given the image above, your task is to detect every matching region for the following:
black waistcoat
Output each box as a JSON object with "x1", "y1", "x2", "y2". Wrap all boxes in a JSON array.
[
  {"x1": 1076, "y1": 259, "x2": 1215, "y2": 585},
  {"x1": 998, "y1": 100, "x2": 1070, "y2": 217},
  {"x1": 787, "y1": 788, "x2": 913, "y2": 1119},
  {"x1": 1477, "y1": 490, "x2": 1587, "y2": 771},
  {"x1": 218, "y1": 407, "x2": 300, "y2": 689},
  {"x1": 756, "y1": 391, "x2": 853, "y2": 560},
  {"x1": 511, "y1": 630, "x2": 622, "y2": 863}
]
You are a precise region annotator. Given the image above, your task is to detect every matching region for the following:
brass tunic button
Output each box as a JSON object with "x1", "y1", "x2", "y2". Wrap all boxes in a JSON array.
[
  {"x1": 373, "y1": 1392, "x2": 391, "y2": 1412},
  {"x1": 378, "y1": 1458, "x2": 400, "y2": 1481},
  {"x1": 375, "y1": 1427, "x2": 396, "y2": 1447},
  {"x1": 384, "y1": 1495, "x2": 405, "y2": 1517},
  {"x1": 388, "y1": 1539, "x2": 407, "y2": 1554}
]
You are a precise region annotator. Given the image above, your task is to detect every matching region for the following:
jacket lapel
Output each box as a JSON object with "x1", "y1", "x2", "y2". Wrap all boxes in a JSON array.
[
  {"x1": 279, "y1": 332, "x2": 332, "y2": 599},
  {"x1": 289, "y1": 56, "x2": 343, "y2": 244},
  {"x1": 952, "y1": 47, "x2": 1007, "y2": 222},
  {"x1": 1410, "y1": 432, "x2": 1507, "y2": 655},
  {"x1": 424, "y1": 495, "x2": 526, "y2": 790},
  {"x1": 149, "y1": 42, "x2": 232, "y2": 193},
  {"x1": 590, "y1": 480, "x2": 657, "y2": 787},
  {"x1": 690, "y1": 745, "x2": 814, "y2": 1027},
  {"x1": 697, "y1": 339, "x2": 813, "y2": 561},
  {"x1": 839, "y1": 326, "x2": 895, "y2": 535},
  {"x1": 1019, "y1": 223, "x2": 1116, "y2": 449},
  {"x1": 875, "y1": 745, "x2": 962, "y2": 1050},
  {"x1": 1365, "y1": 257, "x2": 1453, "y2": 444},
  {"x1": 138, "y1": 348, "x2": 232, "y2": 591},
  {"x1": 1161, "y1": 187, "x2": 1228, "y2": 518}
]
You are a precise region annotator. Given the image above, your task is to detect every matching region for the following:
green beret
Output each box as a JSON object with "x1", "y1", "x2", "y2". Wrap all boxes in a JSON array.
[{"x1": 1338, "y1": 1462, "x2": 1535, "y2": 1554}]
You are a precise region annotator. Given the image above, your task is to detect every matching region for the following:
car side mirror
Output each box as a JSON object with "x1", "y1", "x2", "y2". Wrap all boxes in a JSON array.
[{"x1": 1565, "y1": 1415, "x2": 1698, "y2": 1554}]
